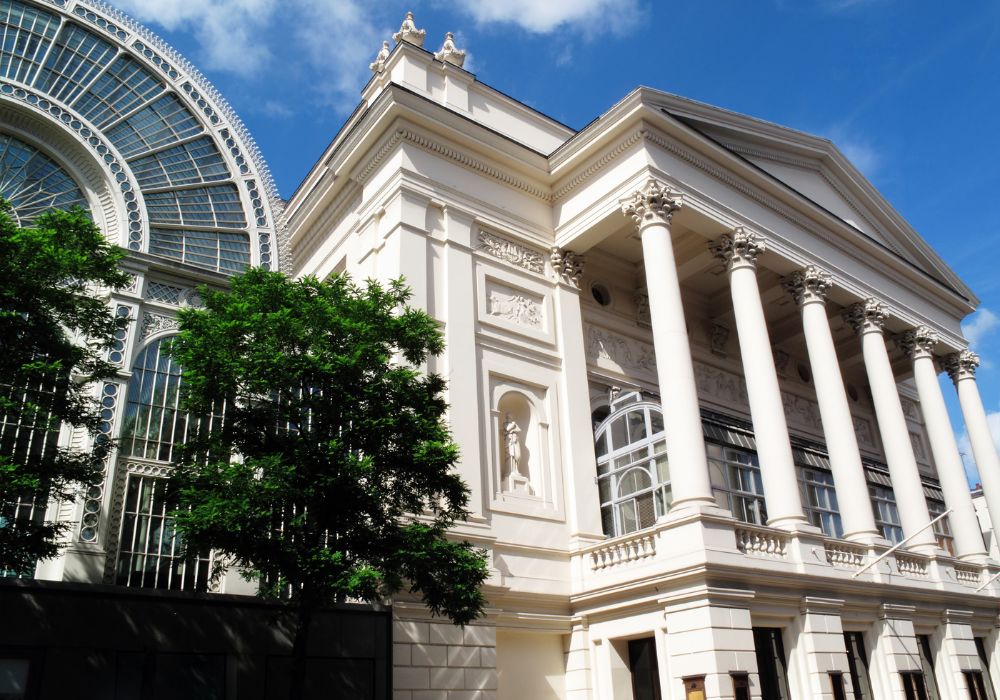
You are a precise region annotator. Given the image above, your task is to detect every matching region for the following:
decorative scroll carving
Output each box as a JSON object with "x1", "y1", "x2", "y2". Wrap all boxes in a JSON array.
[
  {"x1": 709, "y1": 227, "x2": 765, "y2": 271},
  {"x1": 369, "y1": 40, "x2": 391, "y2": 73},
  {"x1": 549, "y1": 247, "x2": 584, "y2": 287},
  {"x1": 140, "y1": 312, "x2": 179, "y2": 340},
  {"x1": 853, "y1": 416, "x2": 877, "y2": 449},
  {"x1": 900, "y1": 397, "x2": 921, "y2": 422},
  {"x1": 478, "y1": 230, "x2": 545, "y2": 273},
  {"x1": 434, "y1": 32, "x2": 466, "y2": 67},
  {"x1": 783, "y1": 265, "x2": 832, "y2": 306},
  {"x1": 393, "y1": 11, "x2": 426, "y2": 46},
  {"x1": 845, "y1": 299, "x2": 888, "y2": 335},
  {"x1": 773, "y1": 348, "x2": 791, "y2": 376},
  {"x1": 943, "y1": 349, "x2": 980, "y2": 383},
  {"x1": 898, "y1": 326, "x2": 939, "y2": 360},
  {"x1": 120, "y1": 274, "x2": 139, "y2": 294},
  {"x1": 620, "y1": 179, "x2": 682, "y2": 228},
  {"x1": 585, "y1": 326, "x2": 656, "y2": 375},
  {"x1": 633, "y1": 286, "x2": 650, "y2": 325},
  {"x1": 487, "y1": 288, "x2": 543, "y2": 328},
  {"x1": 709, "y1": 323, "x2": 730, "y2": 356}
]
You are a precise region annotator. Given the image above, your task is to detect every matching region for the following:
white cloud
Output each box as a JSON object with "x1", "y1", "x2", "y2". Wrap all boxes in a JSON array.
[
  {"x1": 962, "y1": 308, "x2": 1000, "y2": 349},
  {"x1": 450, "y1": 0, "x2": 642, "y2": 36},
  {"x1": 113, "y1": 0, "x2": 278, "y2": 77}
]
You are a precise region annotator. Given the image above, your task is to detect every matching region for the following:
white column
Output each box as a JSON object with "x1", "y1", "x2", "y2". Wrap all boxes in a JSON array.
[
  {"x1": 901, "y1": 328, "x2": 987, "y2": 561},
  {"x1": 710, "y1": 229, "x2": 808, "y2": 529},
  {"x1": 846, "y1": 300, "x2": 938, "y2": 553},
  {"x1": 784, "y1": 267, "x2": 882, "y2": 543},
  {"x1": 945, "y1": 350, "x2": 1000, "y2": 555},
  {"x1": 620, "y1": 180, "x2": 715, "y2": 511}
]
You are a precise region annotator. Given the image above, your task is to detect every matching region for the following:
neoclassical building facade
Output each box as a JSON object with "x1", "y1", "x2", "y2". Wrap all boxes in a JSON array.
[{"x1": 6, "y1": 3, "x2": 1000, "y2": 699}]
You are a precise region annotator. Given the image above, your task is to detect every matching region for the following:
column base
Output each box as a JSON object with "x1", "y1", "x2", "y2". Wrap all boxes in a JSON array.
[
  {"x1": 843, "y1": 530, "x2": 889, "y2": 547},
  {"x1": 767, "y1": 516, "x2": 821, "y2": 535}
]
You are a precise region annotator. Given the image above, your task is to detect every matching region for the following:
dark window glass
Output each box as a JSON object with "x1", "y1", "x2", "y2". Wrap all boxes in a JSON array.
[
  {"x1": 732, "y1": 673, "x2": 750, "y2": 700},
  {"x1": 917, "y1": 636, "x2": 941, "y2": 700},
  {"x1": 967, "y1": 671, "x2": 992, "y2": 700},
  {"x1": 975, "y1": 638, "x2": 998, "y2": 700},
  {"x1": 753, "y1": 627, "x2": 790, "y2": 700},
  {"x1": 830, "y1": 672, "x2": 847, "y2": 700},
  {"x1": 901, "y1": 671, "x2": 928, "y2": 700},
  {"x1": 628, "y1": 638, "x2": 660, "y2": 700},
  {"x1": 844, "y1": 631, "x2": 874, "y2": 700}
]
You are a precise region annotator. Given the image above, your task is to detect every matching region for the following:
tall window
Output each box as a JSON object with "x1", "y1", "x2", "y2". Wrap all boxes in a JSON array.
[
  {"x1": 799, "y1": 467, "x2": 843, "y2": 538},
  {"x1": 753, "y1": 627, "x2": 791, "y2": 700},
  {"x1": 869, "y1": 485, "x2": 904, "y2": 544},
  {"x1": 119, "y1": 338, "x2": 222, "y2": 462},
  {"x1": 115, "y1": 337, "x2": 222, "y2": 590},
  {"x1": 975, "y1": 638, "x2": 998, "y2": 700},
  {"x1": 926, "y1": 499, "x2": 955, "y2": 556},
  {"x1": 115, "y1": 472, "x2": 213, "y2": 590},
  {"x1": 844, "y1": 631, "x2": 874, "y2": 700},
  {"x1": 707, "y1": 443, "x2": 767, "y2": 525},
  {"x1": 594, "y1": 393, "x2": 670, "y2": 537},
  {"x1": 917, "y1": 635, "x2": 942, "y2": 700}
]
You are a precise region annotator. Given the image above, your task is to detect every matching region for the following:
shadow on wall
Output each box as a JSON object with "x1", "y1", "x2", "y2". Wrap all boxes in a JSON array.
[{"x1": 0, "y1": 579, "x2": 390, "y2": 699}]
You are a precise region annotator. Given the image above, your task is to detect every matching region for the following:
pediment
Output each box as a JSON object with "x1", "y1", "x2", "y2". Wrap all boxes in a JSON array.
[{"x1": 637, "y1": 90, "x2": 973, "y2": 302}]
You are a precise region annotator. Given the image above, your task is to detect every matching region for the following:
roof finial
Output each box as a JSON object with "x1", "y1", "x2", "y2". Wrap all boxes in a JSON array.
[
  {"x1": 393, "y1": 11, "x2": 426, "y2": 47},
  {"x1": 369, "y1": 40, "x2": 391, "y2": 73},
  {"x1": 434, "y1": 32, "x2": 466, "y2": 68}
]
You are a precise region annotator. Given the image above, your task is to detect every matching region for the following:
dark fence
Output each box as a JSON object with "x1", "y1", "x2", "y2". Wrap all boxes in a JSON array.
[{"x1": 0, "y1": 579, "x2": 391, "y2": 699}]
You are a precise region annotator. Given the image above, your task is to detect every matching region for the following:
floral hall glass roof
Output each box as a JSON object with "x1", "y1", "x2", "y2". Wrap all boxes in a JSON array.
[{"x1": 0, "y1": 0, "x2": 285, "y2": 274}]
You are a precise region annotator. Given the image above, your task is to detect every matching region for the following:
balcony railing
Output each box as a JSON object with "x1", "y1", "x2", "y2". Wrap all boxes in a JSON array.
[
  {"x1": 824, "y1": 540, "x2": 867, "y2": 570},
  {"x1": 734, "y1": 523, "x2": 789, "y2": 559},
  {"x1": 894, "y1": 552, "x2": 930, "y2": 578},
  {"x1": 588, "y1": 531, "x2": 656, "y2": 571}
]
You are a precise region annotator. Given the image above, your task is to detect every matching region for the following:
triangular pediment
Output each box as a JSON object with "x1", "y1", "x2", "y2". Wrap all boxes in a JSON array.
[{"x1": 634, "y1": 90, "x2": 973, "y2": 302}]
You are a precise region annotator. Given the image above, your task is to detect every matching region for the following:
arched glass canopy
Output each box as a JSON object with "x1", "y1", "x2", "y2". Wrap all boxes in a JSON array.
[
  {"x1": 0, "y1": 131, "x2": 87, "y2": 224},
  {"x1": 0, "y1": 0, "x2": 283, "y2": 274}
]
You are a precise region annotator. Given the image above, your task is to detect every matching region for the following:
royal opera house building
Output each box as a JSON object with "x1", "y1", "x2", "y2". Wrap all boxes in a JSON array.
[{"x1": 3, "y1": 3, "x2": 1000, "y2": 699}]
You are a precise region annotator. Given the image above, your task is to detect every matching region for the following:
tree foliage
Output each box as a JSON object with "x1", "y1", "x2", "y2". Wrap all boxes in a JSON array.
[
  {"x1": 0, "y1": 204, "x2": 129, "y2": 573},
  {"x1": 168, "y1": 268, "x2": 488, "y2": 629}
]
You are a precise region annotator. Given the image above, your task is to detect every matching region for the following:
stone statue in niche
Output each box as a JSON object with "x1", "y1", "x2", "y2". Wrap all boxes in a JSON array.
[{"x1": 503, "y1": 413, "x2": 532, "y2": 495}]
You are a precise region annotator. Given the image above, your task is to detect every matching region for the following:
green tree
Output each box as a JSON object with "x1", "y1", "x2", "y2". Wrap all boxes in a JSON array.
[
  {"x1": 0, "y1": 204, "x2": 129, "y2": 574},
  {"x1": 168, "y1": 268, "x2": 489, "y2": 696}
]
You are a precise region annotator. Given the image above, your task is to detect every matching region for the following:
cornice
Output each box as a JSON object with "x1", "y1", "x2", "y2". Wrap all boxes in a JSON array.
[
  {"x1": 354, "y1": 125, "x2": 551, "y2": 201},
  {"x1": 552, "y1": 128, "x2": 645, "y2": 202}
]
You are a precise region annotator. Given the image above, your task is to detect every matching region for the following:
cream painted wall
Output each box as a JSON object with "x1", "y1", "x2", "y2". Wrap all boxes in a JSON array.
[{"x1": 497, "y1": 631, "x2": 567, "y2": 700}]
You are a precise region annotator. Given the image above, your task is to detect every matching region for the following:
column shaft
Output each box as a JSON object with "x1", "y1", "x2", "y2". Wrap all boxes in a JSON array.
[
  {"x1": 851, "y1": 302, "x2": 937, "y2": 551},
  {"x1": 715, "y1": 231, "x2": 807, "y2": 528},
  {"x1": 905, "y1": 331, "x2": 986, "y2": 560},
  {"x1": 948, "y1": 351, "x2": 1000, "y2": 557},
  {"x1": 622, "y1": 181, "x2": 715, "y2": 511},
  {"x1": 788, "y1": 268, "x2": 881, "y2": 542}
]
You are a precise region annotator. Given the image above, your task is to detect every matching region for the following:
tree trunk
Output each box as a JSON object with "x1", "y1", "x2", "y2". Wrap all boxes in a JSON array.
[{"x1": 289, "y1": 597, "x2": 313, "y2": 700}]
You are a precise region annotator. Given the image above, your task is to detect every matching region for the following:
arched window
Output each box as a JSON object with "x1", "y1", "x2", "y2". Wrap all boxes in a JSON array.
[
  {"x1": 594, "y1": 392, "x2": 670, "y2": 537},
  {"x1": 118, "y1": 337, "x2": 223, "y2": 462},
  {"x1": 115, "y1": 336, "x2": 219, "y2": 590}
]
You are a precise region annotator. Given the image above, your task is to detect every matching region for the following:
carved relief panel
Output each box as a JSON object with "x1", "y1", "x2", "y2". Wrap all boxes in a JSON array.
[{"x1": 477, "y1": 267, "x2": 555, "y2": 345}]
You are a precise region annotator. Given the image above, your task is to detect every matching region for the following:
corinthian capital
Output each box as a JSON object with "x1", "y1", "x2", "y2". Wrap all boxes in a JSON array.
[
  {"x1": 549, "y1": 247, "x2": 584, "y2": 287},
  {"x1": 845, "y1": 299, "x2": 888, "y2": 335},
  {"x1": 709, "y1": 227, "x2": 765, "y2": 271},
  {"x1": 943, "y1": 349, "x2": 980, "y2": 383},
  {"x1": 897, "y1": 326, "x2": 940, "y2": 360},
  {"x1": 782, "y1": 265, "x2": 832, "y2": 306},
  {"x1": 620, "y1": 179, "x2": 682, "y2": 229}
]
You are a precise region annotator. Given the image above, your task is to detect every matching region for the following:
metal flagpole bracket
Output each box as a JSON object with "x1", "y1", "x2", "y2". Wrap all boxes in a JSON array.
[{"x1": 850, "y1": 510, "x2": 951, "y2": 579}]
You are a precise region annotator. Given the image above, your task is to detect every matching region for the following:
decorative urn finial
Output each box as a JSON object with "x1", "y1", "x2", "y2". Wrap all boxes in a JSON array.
[
  {"x1": 393, "y1": 11, "x2": 426, "y2": 47},
  {"x1": 435, "y1": 32, "x2": 466, "y2": 67}
]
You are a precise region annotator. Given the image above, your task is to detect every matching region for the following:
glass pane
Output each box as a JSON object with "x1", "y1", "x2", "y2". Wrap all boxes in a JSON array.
[
  {"x1": 0, "y1": 658, "x2": 29, "y2": 699},
  {"x1": 610, "y1": 417, "x2": 628, "y2": 452},
  {"x1": 618, "y1": 468, "x2": 653, "y2": 497},
  {"x1": 650, "y1": 410, "x2": 664, "y2": 435},
  {"x1": 627, "y1": 409, "x2": 647, "y2": 442},
  {"x1": 618, "y1": 500, "x2": 638, "y2": 534},
  {"x1": 655, "y1": 455, "x2": 670, "y2": 483}
]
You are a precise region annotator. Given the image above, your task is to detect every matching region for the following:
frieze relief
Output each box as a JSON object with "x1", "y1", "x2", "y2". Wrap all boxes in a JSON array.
[
  {"x1": 585, "y1": 325, "x2": 656, "y2": 377},
  {"x1": 584, "y1": 324, "x2": 878, "y2": 449},
  {"x1": 487, "y1": 285, "x2": 543, "y2": 329},
  {"x1": 478, "y1": 229, "x2": 545, "y2": 274}
]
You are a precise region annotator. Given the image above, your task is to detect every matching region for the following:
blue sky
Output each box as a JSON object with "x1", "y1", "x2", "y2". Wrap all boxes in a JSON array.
[{"x1": 111, "y1": 0, "x2": 1000, "y2": 485}]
